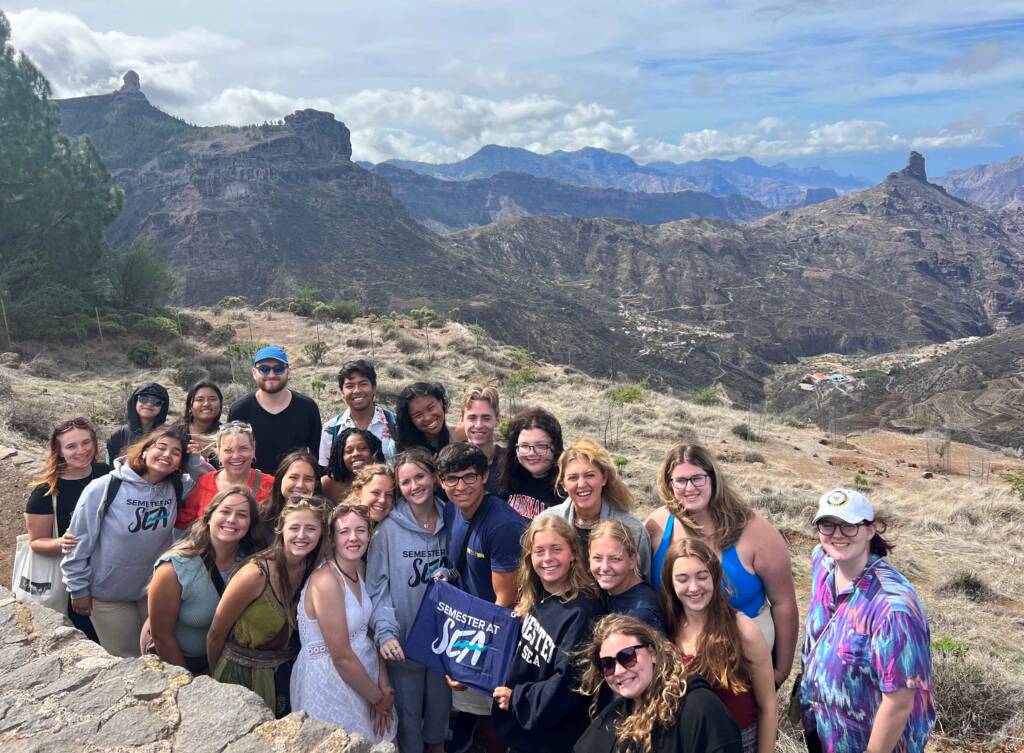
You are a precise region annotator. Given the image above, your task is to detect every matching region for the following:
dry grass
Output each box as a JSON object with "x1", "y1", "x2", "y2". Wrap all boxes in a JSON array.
[{"x1": 1, "y1": 306, "x2": 1023, "y2": 751}]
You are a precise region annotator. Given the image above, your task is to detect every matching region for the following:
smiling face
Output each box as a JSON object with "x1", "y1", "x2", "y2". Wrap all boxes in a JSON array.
[
  {"x1": 669, "y1": 462, "x2": 713, "y2": 516},
  {"x1": 441, "y1": 467, "x2": 487, "y2": 516},
  {"x1": 143, "y1": 436, "x2": 184, "y2": 479},
  {"x1": 531, "y1": 529, "x2": 574, "y2": 591},
  {"x1": 281, "y1": 459, "x2": 317, "y2": 498},
  {"x1": 191, "y1": 387, "x2": 222, "y2": 425},
  {"x1": 409, "y1": 396, "x2": 446, "y2": 439},
  {"x1": 333, "y1": 511, "x2": 371, "y2": 563},
  {"x1": 252, "y1": 359, "x2": 290, "y2": 394},
  {"x1": 671, "y1": 555, "x2": 715, "y2": 615},
  {"x1": 341, "y1": 373, "x2": 375, "y2": 412},
  {"x1": 397, "y1": 461, "x2": 435, "y2": 507},
  {"x1": 563, "y1": 458, "x2": 606, "y2": 519},
  {"x1": 209, "y1": 493, "x2": 252, "y2": 546},
  {"x1": 463, "y1": 399, "x2": 498, "y2": 449},
  {"x1": 818, "y1": 516, "x2": 875, "y2": 566},
  {"x1": 135, "y1": 395, "x2": 163, "y2": 423},
  {"x1": 281, "y1": 509, "x2": 322, "y2": 560},
  {"x1": 515, "y1": 427, "x2": 556, "y2": 478},
  {"x1": 601, "y1": 632, "x2": 656, "y2": 700},
  {"x1": 342, "y1": 435, "x2": 373, "y2": 475},
  {"x1": 218, "y1": 432, "x2": 254, "y2": 476},
  {"x1": 589, "y1": 536, "x2": 638, "y2": 596},
  {"x1": 57, "y1": 427, "x2": 96, "y2": 471},
  {"x1": 357, "y1": 474, "x2": 394, "y2": 523}
]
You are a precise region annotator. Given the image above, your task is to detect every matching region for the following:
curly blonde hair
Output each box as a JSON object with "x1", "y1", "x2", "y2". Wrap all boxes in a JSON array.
[
  {"x1": 514, "y1": 515, "x2": 598, "y2": 615},
  {"x1": 557, "y1": 438, "x2": 636, "y2": 512},
  {"x1": 656, "y1": 443, "x2": 752, "y2": 549},
  {"x1": 578, "y1": 614, "x2": 690, "y2": 753}
]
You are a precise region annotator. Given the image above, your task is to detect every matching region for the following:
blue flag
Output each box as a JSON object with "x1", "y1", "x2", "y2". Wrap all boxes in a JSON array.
[{"x1": 403, "y1": 580, "x2": 521, "y2": 693}]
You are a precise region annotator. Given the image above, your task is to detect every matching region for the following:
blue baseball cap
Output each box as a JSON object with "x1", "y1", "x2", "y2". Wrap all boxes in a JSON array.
[{"x1": 253, "y1": 345, "x2": 289, "y2": 365}]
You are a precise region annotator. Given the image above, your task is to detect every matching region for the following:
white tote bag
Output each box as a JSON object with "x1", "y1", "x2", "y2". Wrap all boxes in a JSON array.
[{"x1": 11, "y1": 496, "x2": 68, "y2": 614}]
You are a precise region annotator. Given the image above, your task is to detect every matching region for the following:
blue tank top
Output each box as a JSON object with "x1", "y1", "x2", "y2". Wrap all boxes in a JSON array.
[{"x1": 650, "y1": 514, "x2": 766, "y2": 618}]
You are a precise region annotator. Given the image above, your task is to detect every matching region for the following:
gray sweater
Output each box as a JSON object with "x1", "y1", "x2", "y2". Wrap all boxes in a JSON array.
[
  {"x1": 62, "y1": 459, "x2": 203, "y2": 601},
  {"x1": 538, "y1": 498, "x2": 652, "y2": 580},
  {"x1": 366, "y1": 496, "x2": 448, "y2": 646}
]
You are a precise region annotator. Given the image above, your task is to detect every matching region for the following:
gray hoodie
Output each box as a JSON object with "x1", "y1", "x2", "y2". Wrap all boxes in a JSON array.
[
  {"x1": 366, "y1": 496, "x2": 448, "y2": 647},
  {"x1": 62, "y1": 459, "x2": 202, "y2": 602},
  {"x1": 538, "y1": 497, "x2": 653, "y2": 580}
]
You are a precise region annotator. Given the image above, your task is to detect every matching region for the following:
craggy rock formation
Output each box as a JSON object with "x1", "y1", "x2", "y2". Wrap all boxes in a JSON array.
[
  {"x1": 0, "y1": 587, "x2": 394, "y2": 753},
  {"x1": 936, "y1": 154, "x2": 1024, "y2": 209}
]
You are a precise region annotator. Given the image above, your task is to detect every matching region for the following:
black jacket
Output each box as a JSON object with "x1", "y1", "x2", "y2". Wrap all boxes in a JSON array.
[
  {"x1": 573, "y1": 676, "x2": 743, "y2": 753},
  {"x1": 492, "y1": 591, "x2": 604, "y2": 753},
  {"x1": 105, "y1": 382, "x2": 170, "y2": 462}
]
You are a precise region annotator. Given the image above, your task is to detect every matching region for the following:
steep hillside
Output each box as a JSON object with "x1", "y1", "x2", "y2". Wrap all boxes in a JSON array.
[
  {"x1": 373, "y1": 164, "x2": 770, "y2": 232},
  {"x1": 936, "y1": 155, "x2": 1024, "y2": 209},
  {"x1": 386, "y1": 145, "x2": 870, "y2": 209}
]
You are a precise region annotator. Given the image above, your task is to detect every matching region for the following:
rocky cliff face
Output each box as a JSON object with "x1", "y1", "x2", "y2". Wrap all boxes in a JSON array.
[
  {"x1": 935, "y1": 155, "x2": 1024, "y2": 209},
  {"x1": 373, "y1": 164, "x2": 770, "y2": 233}
]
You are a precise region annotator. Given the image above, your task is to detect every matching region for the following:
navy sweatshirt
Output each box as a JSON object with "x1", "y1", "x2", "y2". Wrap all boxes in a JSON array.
[{"x1": 492, "y1": 590, "x2": 604, "y2": 753}]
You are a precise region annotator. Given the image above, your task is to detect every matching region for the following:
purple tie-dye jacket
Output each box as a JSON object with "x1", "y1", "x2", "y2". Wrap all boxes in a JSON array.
[{"x1": 799, "y1": 546, "x2": 936, "y2": 753}]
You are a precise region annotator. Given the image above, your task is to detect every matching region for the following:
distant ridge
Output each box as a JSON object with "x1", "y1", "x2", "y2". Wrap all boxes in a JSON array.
[
  {"x1": 936, "y1": 155, "x2": 1024, "y2": 209},
  {"x1": 384, "y1": 144, "x2": 871, "y2": 209}
]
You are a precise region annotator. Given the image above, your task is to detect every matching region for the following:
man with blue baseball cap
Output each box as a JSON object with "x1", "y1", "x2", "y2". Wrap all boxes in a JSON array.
[{"x1": 227, "y1": 345, "x2": 322, "y2": 473}]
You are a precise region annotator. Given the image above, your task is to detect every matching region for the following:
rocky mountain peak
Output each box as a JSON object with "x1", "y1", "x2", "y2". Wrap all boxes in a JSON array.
[
  {"x1": 283, "y1": 109, "x2": 352, "y2": 161},
  {"x1": 117, "y1": 70, "x2": 142, "y2": 94},
  {"x1": 900, "y1": 151, "x2": 928, "y2": 181}
]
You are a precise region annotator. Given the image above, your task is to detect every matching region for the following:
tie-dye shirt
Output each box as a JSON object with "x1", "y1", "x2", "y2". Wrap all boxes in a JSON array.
[{"x1": 799, "y1": 545, "x2": 935, "y2": 753}]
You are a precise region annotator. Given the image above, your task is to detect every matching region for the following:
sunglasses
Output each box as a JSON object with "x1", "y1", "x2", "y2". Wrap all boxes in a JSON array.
[
  {"x1": 598, "y1": 644, "x2": 648, "y2": 677},
  {"x1": 55, "y1": 417, "x2": 92, "y2": 433},
  {"x1": 137, "y1": 395, "x2": 164, "y2": 407},
  {"x1": 287, "y1": 494, "x2": 329, "y2": 509},
  {"x1": 255, "y1": 364, "x2": 288, "y2": 375}
]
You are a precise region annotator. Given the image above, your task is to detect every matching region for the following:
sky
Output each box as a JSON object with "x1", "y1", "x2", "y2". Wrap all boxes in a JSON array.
[{"x1": 6, "y1": 1, "x2": 1024, "y2": 179}]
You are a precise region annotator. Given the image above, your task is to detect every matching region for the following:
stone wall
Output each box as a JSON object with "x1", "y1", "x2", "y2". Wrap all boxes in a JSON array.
[{"x1": 0, "y1": 587, "x2": 395, "y2": 753}]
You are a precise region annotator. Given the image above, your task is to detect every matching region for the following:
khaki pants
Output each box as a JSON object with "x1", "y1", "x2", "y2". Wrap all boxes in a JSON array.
[{"x1": 91, "y1": 597, "x2": 148, "y2": 658}]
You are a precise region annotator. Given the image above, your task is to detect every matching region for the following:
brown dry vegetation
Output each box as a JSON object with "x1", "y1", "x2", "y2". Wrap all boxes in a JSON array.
[{"x1": 1, "y1": 307, "x2": 1022, "y2": 751}]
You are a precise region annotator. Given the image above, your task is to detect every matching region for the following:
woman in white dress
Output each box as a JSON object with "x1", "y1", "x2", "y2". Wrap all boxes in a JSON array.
[{"x1": 290, "y1": 504, "x2": 397, "y2": 742}]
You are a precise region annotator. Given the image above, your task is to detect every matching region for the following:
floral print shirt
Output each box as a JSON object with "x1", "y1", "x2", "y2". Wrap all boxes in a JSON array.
[{"x1": 800, "y1": 545, "x2": 935, "y2": 753}]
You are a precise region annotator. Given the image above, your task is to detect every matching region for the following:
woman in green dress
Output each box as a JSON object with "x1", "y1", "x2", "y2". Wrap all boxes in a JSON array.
[{"x1": 207, "y1": 495, "x2": 327, "y2": 716}]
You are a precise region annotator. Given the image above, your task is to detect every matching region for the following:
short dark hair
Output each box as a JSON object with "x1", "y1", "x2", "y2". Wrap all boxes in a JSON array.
[
  {"x1": 436, "y1": 442, "x2": 488, "y2": 476},
  {"x1": 337, "y1": 359, "x2": 378, "y2": 390}
]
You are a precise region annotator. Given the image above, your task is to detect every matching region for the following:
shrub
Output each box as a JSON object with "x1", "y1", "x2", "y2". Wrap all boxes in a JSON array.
[
  {"x1": 257, "y1": 297, "x2": 289, "y2": 312},
  {"x1": 218, "y1": 295, "x2": 248, "y2": 309},
  {"x1": 731, "y1": 422, "x2": 761, "y2": 442},
  {"x1": 99, "y1": 320, "x2": 127, "y2": 336},
  {"x1": 0, "y1": 372, "x2": 12, "y2": 401},
  {"x1": 410, "y1": 306, "x2": 437, "y2": 328},
  {"x1": 207, "y1": 324, "x2": 236, "y2": 345},
  {"x1": 395, "y1": 333, "x2": 421, "y2": 354},
  {"x1": 303, "y1": 339, "x2": 329, "y2": 366},
  {"x1": 931, "y1": 650, "x2": 1020, "y2": 741},
  {"x1": 742, "y1": 451, "x2": 766, "y2": 463},
  {"x1": 313, "y1": 301, "x2": 362, "y2": 322},
  {"x1": 175, "y1": 311, "x2": 213, "y2": 336},
  {"x1": 613, "y1": 455, "x2": 629, "y2": 468},
  {"x1": 937, "y1": 570, "x2": 995, "y2": 602},
  {"x1": 609, "y1": 381, "x2": 648, "y2": 405},
  {"x1": 852, "y1": 472, "x2": 870, "y2": 489},
  {"x1": 134, "y1": 316, "x2": 180, "y2": 342},
  {"x1": 24, "y1": 355, "x2": 58, "y2": 378},
  {"x1": 691, "y1": 386, "x2": 721, "y2": 406},
  {"x1": 127, "y1": 340, "x2": 160, "y2": 367},
  {"x1": 1004, "y1": 469, "x2": 1024, "y2": 501},
  {"x1": 224, "y1": 341, "x2": 269, "y2": 386},
  {"x1": 7, "y1": 396, "x2": 58, "y2": 441},
  {"x1": 309, "y1": 377, "x2": 326, "y2": 401}
]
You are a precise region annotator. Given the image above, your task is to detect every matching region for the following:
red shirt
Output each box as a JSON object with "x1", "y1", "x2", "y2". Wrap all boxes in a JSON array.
[{"x1": 175, "y1": 469, "x2": 274, "y2": 530}]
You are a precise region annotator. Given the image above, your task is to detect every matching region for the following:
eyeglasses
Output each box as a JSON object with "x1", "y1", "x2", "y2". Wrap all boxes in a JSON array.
[
  {"x1": 440, "y1": 472, "x2": 481, "y2": 488},
  {"x1": 815, "y1": 520, "x2": 869, "y2": 537},
  {"x1": 670, "y1": 474, "x2": 709, "y2": 489},
  {"x1": 137, "y1": 395, "x2": 164, "y2": 407},
  {"x1": 598, "y1": 644, "x2": 648, "y2": 677},
  {"x1": 516, "y1": 443, "x2": 552, "y2": 456},
  {"x1": 256, "y1": 364, "x2": 288, "y2": 375}
]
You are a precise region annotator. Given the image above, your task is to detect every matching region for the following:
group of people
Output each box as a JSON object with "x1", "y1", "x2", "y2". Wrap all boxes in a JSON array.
[{"x1": 21, "y1": 345, "x2": 936, "y2": 753}]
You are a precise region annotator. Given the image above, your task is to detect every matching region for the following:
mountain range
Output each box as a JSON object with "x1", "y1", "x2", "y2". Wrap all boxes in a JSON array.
[
  {"x1": 382, "y1": 144, "x2": 868, "y2": 209},
  {"x1": 55, "y1": 77, "x2": 1024, "y2": 424},
  {"x1": 936, "y1": 155, "x2": 1024, "y2": 209}
]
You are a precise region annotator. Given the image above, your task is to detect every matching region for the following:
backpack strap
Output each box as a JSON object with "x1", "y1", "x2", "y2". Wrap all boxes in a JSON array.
[
  {"x1": 172, "y1": 475, "x2": 184, "y2": 504},
  {"x1": 101, "y1": 476, "x2": 123, "y2": 518}
]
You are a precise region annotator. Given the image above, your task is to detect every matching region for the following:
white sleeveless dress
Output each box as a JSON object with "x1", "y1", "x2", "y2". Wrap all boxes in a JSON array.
[{"x1": 290, "y1": 564, "x2": 397, "y2": 743}]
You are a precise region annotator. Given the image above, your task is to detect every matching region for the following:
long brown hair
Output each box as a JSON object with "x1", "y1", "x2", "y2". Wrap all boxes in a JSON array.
[
  {"x1": 124, "y1": 425, "x2": 189, "y2": 479},
  {"x1": 165, "y1": 486, "x2": 259, "y2": 577},
  {"x1": 31, "y1": 417, "x2": 99, "y2": 495},
  {"x1": 661, "y1": 537, "x2": 748, "y2": 694},
  {"x1": 557, "y1": 438, "x2": 636, "y2": 512},
  {"x1": 514, "y1": 515, "x2": 599, "y2": 615},
  {"x1": 249, "y1": 496, "x2": 328, "y2": 627},
  {"x1": 264, "y1": 450, "x2": 323, "y2": 532},
  {"x1": 656, "y1": 443, "x2": 752, "y2": 549},
  {"x1": 578, "y1": 614, "x2": 690, "y2": 753}
]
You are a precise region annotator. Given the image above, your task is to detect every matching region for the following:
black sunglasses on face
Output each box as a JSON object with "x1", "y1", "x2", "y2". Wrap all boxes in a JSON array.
[
  {"x1": 598, "y1": 644, "x2": 647, "y2": 677},
  {"x1": 256, "y1": 364, "x2": 287, "y2": 375},
  {"x1": 137, "y1": 395, "x2": 164, "y2": 407}
]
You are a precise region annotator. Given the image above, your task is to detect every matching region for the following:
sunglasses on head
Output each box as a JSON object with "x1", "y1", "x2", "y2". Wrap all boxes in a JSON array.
[
  {"x1": 598, "y1": 644, "x2": 648, "y2": 677},
  {"x1": 287, "y1": 494, "x2": 328, "y2": 509},
  {"x1": 256, "y1": 364, "x2": 288, "y2": 375},
  {"x1": 55, "y1": 417, "x2": 92, "y2": 433}
]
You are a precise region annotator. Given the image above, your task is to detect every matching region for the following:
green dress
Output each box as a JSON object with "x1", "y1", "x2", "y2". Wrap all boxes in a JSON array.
[{"x1": 212, "y1": 561, "x2": 298, "y2": 717}]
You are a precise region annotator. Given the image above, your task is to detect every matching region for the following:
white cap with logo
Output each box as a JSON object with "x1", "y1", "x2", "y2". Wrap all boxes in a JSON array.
[{"x1": 812, "y1": 488, "x2": 875, "y2": 525}]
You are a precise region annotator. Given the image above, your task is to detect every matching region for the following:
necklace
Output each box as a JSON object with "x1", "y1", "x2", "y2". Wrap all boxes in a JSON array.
[
  {"x1": 575, "y1": 515, "x2": 600, "y2": 530},
  {"x1": 334, "y1": 560, "x2": 360, "y2": 584},
  {"x1": 416, "y1": 513, "x2": 437, "y2": 530}
]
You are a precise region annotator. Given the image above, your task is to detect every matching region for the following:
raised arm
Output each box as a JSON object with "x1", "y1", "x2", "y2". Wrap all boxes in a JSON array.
[
  {"x1": 749, "y1": 513, "x2": 798, "y2": 685},
  {"x1": 738, "y1": 614, "x2": 778, "y2": 753}
]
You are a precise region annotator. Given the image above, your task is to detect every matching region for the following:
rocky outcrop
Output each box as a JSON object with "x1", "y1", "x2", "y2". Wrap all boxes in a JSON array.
[
  {"x1": 119, "y1": 70, "x2": 141, "y2": 93},
  {"x1": 0, "y1": 588, "x2": 394, "y2": 753},
  {"x1": 936, "y1": 154, "x2": 1024, "y2": 209}
]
